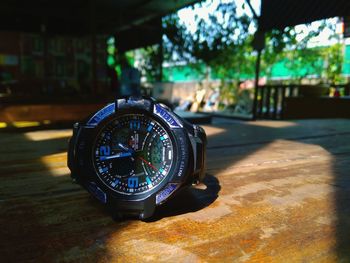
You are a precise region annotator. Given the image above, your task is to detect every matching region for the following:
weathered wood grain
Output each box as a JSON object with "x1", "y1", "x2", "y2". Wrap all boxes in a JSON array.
[
  {"x1": 0, "y1": 103, "x2": 105, "y2": 122},
  {"x1": 0, "y1": 119, "x2": 349, "y2": 262}
]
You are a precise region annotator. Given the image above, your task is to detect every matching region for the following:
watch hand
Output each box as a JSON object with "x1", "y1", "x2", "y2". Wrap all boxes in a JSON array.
[
  {"x1": 138, "y1": 156, "x2": 158, "y2": 171},
  {"x1": 100, "y1": 151, "x2": 132, "y2": 160},
  {"x1": 117, "y1": 142, "x2": 135, "y2": 153}
]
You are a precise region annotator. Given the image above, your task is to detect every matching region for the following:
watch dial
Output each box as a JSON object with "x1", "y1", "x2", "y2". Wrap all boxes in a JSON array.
[{"x1": 92, "y1": 114, "x2": 174, "y2": 195}]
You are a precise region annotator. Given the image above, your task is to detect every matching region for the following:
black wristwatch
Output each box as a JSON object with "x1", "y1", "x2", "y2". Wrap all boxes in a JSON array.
[{"x1": 68, "y1": 96, "x2": 206, "y2": 219}]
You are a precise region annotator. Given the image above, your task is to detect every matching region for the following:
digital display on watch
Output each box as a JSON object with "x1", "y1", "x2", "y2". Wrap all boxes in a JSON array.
[{"x1": 92, "y1": 114, "x2": 174, "y2": 195}]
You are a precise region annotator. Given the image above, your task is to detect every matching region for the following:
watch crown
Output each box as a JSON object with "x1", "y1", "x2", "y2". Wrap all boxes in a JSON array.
[
  {"x1": 73, "y1": 122, "x2": 80, "y2": 129},
  {"x1": 192, "y1": 179, "x2": 200, "y2": 185}
]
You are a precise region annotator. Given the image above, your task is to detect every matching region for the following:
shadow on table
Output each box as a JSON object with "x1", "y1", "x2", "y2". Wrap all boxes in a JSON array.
[{"x1": 148, "y1": 174, "x2": 220, "y2": 221}]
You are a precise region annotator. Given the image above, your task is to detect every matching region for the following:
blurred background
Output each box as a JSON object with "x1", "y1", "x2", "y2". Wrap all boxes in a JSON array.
[{"x1": 0, "y1": 0, "x2": 350, "y2": 127}]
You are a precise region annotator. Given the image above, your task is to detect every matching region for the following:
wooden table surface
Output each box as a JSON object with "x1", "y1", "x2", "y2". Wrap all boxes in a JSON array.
[{"x1": 1, "y1": 119, "x2": 350, "y2": 262}]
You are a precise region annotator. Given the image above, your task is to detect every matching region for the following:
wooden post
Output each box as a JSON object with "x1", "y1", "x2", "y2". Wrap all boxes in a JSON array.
[
  {"x1": 265, "y1": 85, "x2": 271, "y2": 118},
  {"x1": 90, "y1": 0, "x2": 97, "y2": 95},
  {"x1": 158, "y1": 33, "x2": 163, "y2": 82},
  {"x1": 258, "y1": 82, "x2": 264, "y2": 118},
  {"x1": 273, "y1": 87, "x2": 279, "y2": 119},
  {"x1": 252, "y1": 49, "x2": 262, "y2": 119},
  {"x1": 41, "y1": 21, "x2": 49, "y2": 94},
  {"x1": 245, "y1": 1, "x2": 264, "y2": 120},
  {"x1": 280, "y1": 86, "x2": 287, "y2": 119}
]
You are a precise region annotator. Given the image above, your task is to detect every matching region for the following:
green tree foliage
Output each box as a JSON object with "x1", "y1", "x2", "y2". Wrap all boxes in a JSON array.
[
  {"x1": 323, "y1": 43, "x2": 344, "y2": 84},
  {"x1": 321, "y1": 20, "x2": 345, "y2": 84},
  {"x1": 281, "y1": 19, "x2": 344, "y2": 85},
  {"x1": 163, "y1": 1, "x2": 255, "y2": 81},
  {"x1": 135, "y1": 46, "x2": 162, "y2": 82},
  {"x1": 261, "y1": 27, "x2": 298, "y2": 79},
  {"x1": 261, "y1": 21, "x2": 329, "y2": 82},
  {"x1": 138, "y1": 0, "x2": 344, "y2": 105},
  {"x1": 161, "y1": 0, "x2": 257, "y2": 105}
]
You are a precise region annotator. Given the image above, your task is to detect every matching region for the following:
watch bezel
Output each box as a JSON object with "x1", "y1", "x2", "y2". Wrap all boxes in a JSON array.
[{"x1": 92, "y1": 109, "x2": 177, "y2": 197}]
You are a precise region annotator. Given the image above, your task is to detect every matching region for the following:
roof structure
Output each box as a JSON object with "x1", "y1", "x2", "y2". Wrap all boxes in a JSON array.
[
  {"x1": 0, "y1": 0, "x2": 199, "y2": 51},
  {"x1": 259, "y1": 0, "x2": 350, "y2": 31}
]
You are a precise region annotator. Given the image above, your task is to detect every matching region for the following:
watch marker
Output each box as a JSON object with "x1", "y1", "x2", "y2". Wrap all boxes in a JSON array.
[
  {"x1": 99, "y1": 167, "x2": 108, "y2": 173},
  {"x1": 147, "y1": 123, "x2": 154, "y2": 132},
  {"x1": 146, "y1": 177, "x2": 152, "y2": 186},
  {"x1": 111, "y1": 178, "x2": 119, "y2": 187}
]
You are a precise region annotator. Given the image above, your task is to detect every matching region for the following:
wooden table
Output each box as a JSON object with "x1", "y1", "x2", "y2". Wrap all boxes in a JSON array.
[{"x1": 1, "y1": 119, "x2": 350, "y2": 262}]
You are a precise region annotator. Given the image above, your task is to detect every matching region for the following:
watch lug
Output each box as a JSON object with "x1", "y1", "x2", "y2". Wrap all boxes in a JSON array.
[
  {"x1": 109, "y1": 194, "x2": 156, "y2": 220},
  {"x1": 188, "y1": 125, "x2": 207, "y2": 184},
  {"x1": 68, "y1": 122, "x2": 80, "y2": 181},
  {"x1": 139, "y1": 194, "x2": 156, "y2": 219},
  {"x1": 116, "y1": 96, "x2": 154, "y2": 112}
]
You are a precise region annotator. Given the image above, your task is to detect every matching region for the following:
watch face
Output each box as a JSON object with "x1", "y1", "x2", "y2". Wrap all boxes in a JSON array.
[{"x1": 92, "y1": 113, "x2": 174, "y2": 195}]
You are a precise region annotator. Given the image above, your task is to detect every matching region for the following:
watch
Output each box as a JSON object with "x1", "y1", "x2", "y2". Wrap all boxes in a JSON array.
[{"x1": 68, "y1": 96, "x2": 207, "y2": 219}]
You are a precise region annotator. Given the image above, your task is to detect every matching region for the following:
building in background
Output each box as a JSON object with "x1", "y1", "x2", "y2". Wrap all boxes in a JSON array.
[{"x1": 0, "y1": 31, "x2": 109, "y2": 96}]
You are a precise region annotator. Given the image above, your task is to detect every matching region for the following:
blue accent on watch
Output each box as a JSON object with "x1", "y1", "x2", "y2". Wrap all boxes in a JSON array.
[
  {"x1": 130, "y1": 120, "x2": 141, "y2": 130},
  {"x1": 156, "y1": 183, "x2": 179, "y2": 204},
  {"x1": 128, "y1": 177, "x2": 139, "y2": 188},
  {"x1": 111, "y1": 178, "x2": 119, "y2": 188},
  {"x1": 146, "y1": 176, "x2": 152, "y2": 185},
  {"x1": 87, "y1": 182, "x2": 107, "y2": 204},
  {"x1": 154, "y1": 104, "x2": 182, "y2": 128},
  {"x1": 87, "y1": 103, "x2": 115, "y2": 126},
  {"x1": 147, "y1": 124, "x2": 154, "y2": 132},
  {"x1": 100, "y1": 146, "x2": 111, "y2": 156}
]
